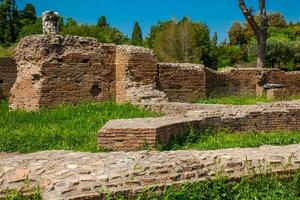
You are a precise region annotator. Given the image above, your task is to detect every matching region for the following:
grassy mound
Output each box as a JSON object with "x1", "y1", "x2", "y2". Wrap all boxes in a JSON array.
[{"x1": 0, "y1": 100, "x2": 159, "y2": 153}]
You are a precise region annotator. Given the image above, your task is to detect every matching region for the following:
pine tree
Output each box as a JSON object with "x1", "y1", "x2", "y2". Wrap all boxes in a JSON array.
[
  {"x1": 97, "y1": 16, "x2": 108, "y2": 28},
  {"x1": 131, "y1": 21, "x2": 143, "y2": 46},
  {"x1": 21, "y1": 3, "x2": 36, "y2": 25}
]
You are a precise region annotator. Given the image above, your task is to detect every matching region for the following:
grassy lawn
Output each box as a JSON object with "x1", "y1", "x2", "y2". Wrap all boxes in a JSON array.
[
  {"x1": 0, "y1": 100, "x2": 159, "y2": 153},
  {"x1": 194, "y1": 95, "x2": 300, "y2": 105},
  {"x1": 162, "y1": 129, "x2": 300, "y2": 151},
  {"x1": 132, "y1": 174, "x2": 300, "y2": 200}
]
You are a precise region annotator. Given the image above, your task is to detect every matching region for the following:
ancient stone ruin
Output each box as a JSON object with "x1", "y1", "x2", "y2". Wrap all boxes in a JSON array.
[
  {"x1": 42, "y1": 11, "x2": 60, "y2": 34},
  {"x1": 2, "y1": 10, "x2": 300, "y2": 199}
]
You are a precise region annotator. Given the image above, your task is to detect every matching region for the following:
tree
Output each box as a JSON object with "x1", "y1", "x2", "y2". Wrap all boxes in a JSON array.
[
  {"x1": 149, "y1": 18, "x2": 214, "y2": 67},
  {"x1": 0, "y1": 0, "x2": 19, "y2": 44},
  {"x1": 97, "y1": 16, "x2": 108, "y2": 28},
  {"x1": 238, "y1": 0, "x2": 268, "y2": 68},
  {"x1": 131, "y1": 21, "x2": 143, "y2": 46},
  {"x1": 20, "y1": 3, "x2": 36, "y2": 25},
  {"x1": 228, "y1": 22, "x2": 246, "y2": 46}
]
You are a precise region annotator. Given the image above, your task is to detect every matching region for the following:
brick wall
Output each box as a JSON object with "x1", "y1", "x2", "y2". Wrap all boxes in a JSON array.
[
  {"x1": 0, "y1": 58, "x2": 17, "y2": 99},
  {"x1": 158, "y1": 63, "x2": 206, "y2": 102},
  {"x1": 116, "y1": 45, "x2": 167, "y2": 104},
  {"x1": 99, "y1": 101, "x2": 300, "y2": 151},
  {"x1": 10, "y1": 35, "x2": 116, "y2": 111},
  {"x1": 205, "y1": 68, "x2": 261, "y2": 97}
]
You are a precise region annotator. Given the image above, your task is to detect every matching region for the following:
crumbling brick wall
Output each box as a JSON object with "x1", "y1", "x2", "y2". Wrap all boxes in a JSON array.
[
  {"x1": 0, "y1": 58, "x2": 17, "y2": 99},
  {"x1": 10, "y1": 35, "x2": 116, "y2": 111},
  {"x1": 115, "y1": 45, "x2": 167, "y2": 104},
  {"x1": 157, "y1": 63, "x2": 206, "y2": 102}
]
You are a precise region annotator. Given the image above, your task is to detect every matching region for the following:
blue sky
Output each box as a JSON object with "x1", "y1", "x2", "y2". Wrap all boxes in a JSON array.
[{"x1": 18, "y1": 0, "x2": 300, "y2": 41}]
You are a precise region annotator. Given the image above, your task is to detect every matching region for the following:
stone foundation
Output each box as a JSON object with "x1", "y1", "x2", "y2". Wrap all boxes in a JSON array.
[
  {"x1": 1, "y1": 145, "x2": 300, "y2": 199},
  {"x1": 99, "y1": 101, "x2": 300, "y2": 151},
  {"x1": 0, "y1": 58, "x2": 17, "y2": 99}
]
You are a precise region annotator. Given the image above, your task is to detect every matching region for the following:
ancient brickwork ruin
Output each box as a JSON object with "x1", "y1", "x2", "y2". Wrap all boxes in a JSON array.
[
  {"x1": 99, "y1": 101, "x2": 300, "y2": 151},
  {"x1": 0, "y1": 58, "x2": 17, "y2": 99},
  {"x1": 9, "y1": 35, "x2": 116, "y2": 111},
  {"x1": 158, "y1": 63, "x2": 206, "y2": 102},
  {"x1": 115, "y1": 45, "x2": 167, "y2": 104}
]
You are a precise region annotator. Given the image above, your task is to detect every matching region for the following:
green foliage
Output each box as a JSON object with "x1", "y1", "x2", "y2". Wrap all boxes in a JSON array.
[
  {"x1": 248, "y1": 36, "x2": 299, "y2": 69},
  {"x1": 18, "y1": 18, "x2": 42, "y2": 39},
  {"x1": 195, "y1": 95, "x2": 274, "y2": 105},
  {"x1": 148, "y1": 17, "x2": 216, "y2": 67},
  {"x1": 228, "y1": 22, "x2": 247, "y2": 46},
  {"x1": 131, "y1": 21, "x2": 143, "y2": 46},
  {"x1": 97, "y1": 16, "x2": 108, "y2": 28},
  {"x1": 0, "y1": 44, "x2": 15, "y2": 57},
  {"x1": 0, "y1": 100, "x2": 159, "y2": 153},
  {"x1": 0, "y1": 0, "x2": 38, "y2": 45},
  {"x1": 20, "y1": 3, "x2": 36, "y2": 26},
  {"x1": 61, "y1": 20, "x2": 128, "y2": 44},
  {"x1": 4, "y1": 187, "x2": 41, "y2": 200}
]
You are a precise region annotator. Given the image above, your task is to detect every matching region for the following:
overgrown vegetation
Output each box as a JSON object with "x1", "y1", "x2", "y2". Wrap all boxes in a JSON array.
[
  {"x1": 195, "y1": 95, "x2": 300, "y2": 105},
  {"x1": 101, "y1": 173, "x2": 300, "y2": 200},
  {"x1": 0, "y1": 100, "x2": 159, "y2": 153},
  {"x1": 160, "y1": 128, "x2": 300, "y2": 151},
  {"x1": 4, "y1": 187, "x2": 41, "y2": 200}
]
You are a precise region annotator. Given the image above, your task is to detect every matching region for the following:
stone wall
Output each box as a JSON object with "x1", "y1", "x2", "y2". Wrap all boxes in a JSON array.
[
  {"x1": 99, "y1": 101, "x2": 300, "y2": 151},
  {"x1": 0, "y1": 58, "x2": 17, "y2": 99},
  {"x1": 205, "y1": 68, "x2": 263, "y2": 97},
  {"x1": 10, "y1": 35, "x2": 116, "y2": 111},
  {"x1": 9, "y1": 33, "x2": 300, "y2": 110},
  {"x1": 2, "y1": 145, "x2": 300, "y2": 199},
  {"x1": 158, "y1": 63, "x2": 206, "y2": 102},
  {"x1": 115, "y1": 45, "x2": 167, "y2": 104}
]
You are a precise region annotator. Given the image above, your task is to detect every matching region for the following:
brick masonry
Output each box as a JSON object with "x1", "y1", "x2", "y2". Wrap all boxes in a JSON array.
[
  {"x1": 0, "y1": 58, "x2": 17, "y2": 99},
  {"x1": 158, "y1": 63, "x2": 206, "y2": 102},
  {"x1": 99, "y1": 101, "x2": 300, "y2": 151},
  {"x1": 7, "y1": 33, "x2": 300, "y2": 110},
  {"x1": 10, "y1": 35, "x2": 116, "y2": 111},
  {"x1": 1, "y1": 145, "x2": 300, "y2": 199},
  {"x1": 115, "y1": 45, "x2": 167, "y2": 104}
]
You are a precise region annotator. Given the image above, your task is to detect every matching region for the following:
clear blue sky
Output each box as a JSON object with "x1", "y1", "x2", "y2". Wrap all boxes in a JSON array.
[{"x1": 18, "y1": 0, "x2": 300, "y2": 41}]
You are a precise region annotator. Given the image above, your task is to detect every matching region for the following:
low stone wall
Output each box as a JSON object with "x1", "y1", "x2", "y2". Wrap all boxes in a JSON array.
[
  {"x1": 158, "y1": 63, "x2": 206, "y2": 102},
  {"x1": 99, "y1": 101, "x2": 300, "y2": 151},
  {"x1": 1, "y1": 145, "x2": 300, "y2": 199},
  {"x1": 0, "y1": 58, "x2": 17, "y2": 99},
  {"x1": 205, "y1": 68, "x2": 261, "y2": 97}
]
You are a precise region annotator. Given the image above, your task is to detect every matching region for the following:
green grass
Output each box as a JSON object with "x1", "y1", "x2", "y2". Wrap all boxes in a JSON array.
[
  {"x1": 195, "y1": 95, "x2": 300, "y2": 105},
  {"x1": 195, "y1": 95, "x2": 273, "y2": 105},
  {"x1": 104, "y1": 173, "x2": 300, "y2": 200},
  {"x1": 161, "y1": 128, "x2": 300, "y2": 151},
  {"x1": 0, "y1": 100, "x2": 159, "y2": 153},
  {"x1": 0, "y1": 45, "x2": 15, "y2": 58}
]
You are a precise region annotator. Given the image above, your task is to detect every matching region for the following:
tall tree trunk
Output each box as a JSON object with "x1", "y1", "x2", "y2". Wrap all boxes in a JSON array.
[
  {"x1": 238, "y1": 0, "x2": 267, "y2": 68},
  {"x1": 257, "y1": 33, "x2": 266, "y2": 68}
]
